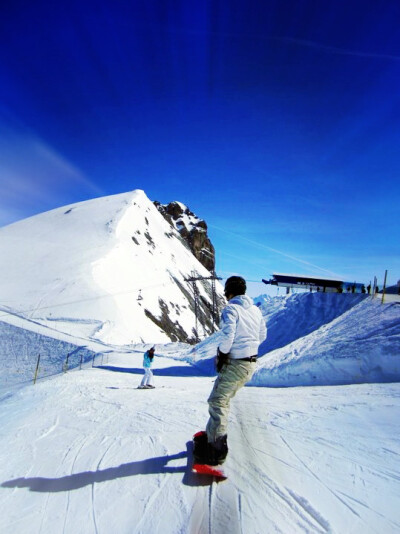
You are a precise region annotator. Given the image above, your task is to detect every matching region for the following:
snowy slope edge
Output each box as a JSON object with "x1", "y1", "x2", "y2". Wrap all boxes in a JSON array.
[{"x1": 250, "y1": 298, "x2": 400, "y2": 387}]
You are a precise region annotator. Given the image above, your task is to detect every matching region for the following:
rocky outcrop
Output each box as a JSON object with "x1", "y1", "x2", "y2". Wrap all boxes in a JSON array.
[
  {"x1": 154, "y1": 201, "x2": 215, "y2": 271},
  {"x1": 145, "y1": 299, "x2": 196, "y2": 343}
]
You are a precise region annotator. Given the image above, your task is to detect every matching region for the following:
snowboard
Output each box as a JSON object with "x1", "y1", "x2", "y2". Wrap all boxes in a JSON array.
[{"x1": 192, "y1": 431, "x2": 227, "y2": 479}]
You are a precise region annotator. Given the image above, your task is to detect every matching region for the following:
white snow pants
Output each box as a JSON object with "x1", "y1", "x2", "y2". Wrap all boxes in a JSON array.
[
  {"x1": 206, "y1": 359, "x2": 256, "y2": 442},
  {"x1": 140, "y1": 368, "x2": 154, "y2": 387}
]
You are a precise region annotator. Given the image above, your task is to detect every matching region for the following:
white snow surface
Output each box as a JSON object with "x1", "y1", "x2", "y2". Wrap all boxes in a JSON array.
[
  {"x1": 257, "y1": 292, "x2": 367, "y2": 354},
  {"x1": 1, "y1": 349, "x2": 399, "y2": 534},
  {"x1": 252, "y1": 297, "x2": 400, "y2": 387},
  {"x1": 0, "y1": 190, "x2": 223, "y2": 345}
]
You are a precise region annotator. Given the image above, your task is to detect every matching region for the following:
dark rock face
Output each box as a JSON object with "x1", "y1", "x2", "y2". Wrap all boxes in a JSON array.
[
  {"x1": 154, "y1": 201, "x2": 215, "y2": 271},
  {"x1": 145, "y1": 299, "x2": 196, "y2": 343}
]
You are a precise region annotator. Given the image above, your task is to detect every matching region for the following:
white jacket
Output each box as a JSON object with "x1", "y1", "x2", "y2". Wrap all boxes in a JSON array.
[{"x1": 218, "y1": 295, "x2": 267, "y2": 358}]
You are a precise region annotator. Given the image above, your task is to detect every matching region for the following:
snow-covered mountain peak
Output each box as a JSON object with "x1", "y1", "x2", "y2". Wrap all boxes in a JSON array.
[{"x1": 0, "y1": 190, "x2": 224, "y2": 345}]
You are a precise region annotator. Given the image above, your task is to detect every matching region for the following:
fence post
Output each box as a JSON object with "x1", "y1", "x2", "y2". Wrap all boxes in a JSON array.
[
  {"x1": 92, "y1": 353, "x2": 96, "y2": 368},
  {"x1": 381, "y1": 270, "x2": 388, "y2": 304},
  {"x1": 64, "y1": 353, "x2": 70, "y2": 373},
  {"x1": 80, "y1": 353, "x2": 83, "y2": 370},
  {"x1": 33, "y1": 354, "x2": 41, "y2": 385}
]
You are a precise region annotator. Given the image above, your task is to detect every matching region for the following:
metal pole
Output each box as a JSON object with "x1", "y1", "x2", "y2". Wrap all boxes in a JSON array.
[
  {"x1": 64, "y1": 353, "x2": 70, "y2": 372},
  {"x1": 33, "y1": 354, "x2": 41, "y2": 385},
  {"x1": 381, "y1": 270, "x2": 388, "y2": 304},
  {"x1": 211, "y1": 271, "x2": 216, "y2": 333},
  {"x1": 194, "y1": 281, "x2": 199, "y2": 342}
]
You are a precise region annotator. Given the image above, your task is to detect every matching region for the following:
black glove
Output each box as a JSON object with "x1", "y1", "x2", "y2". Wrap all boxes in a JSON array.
[{"x1": 216, "y1": 349, "x2": 229, "y2": 373}]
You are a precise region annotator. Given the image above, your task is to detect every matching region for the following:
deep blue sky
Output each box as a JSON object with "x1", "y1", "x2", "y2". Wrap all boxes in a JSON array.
[{"x1": 1, "y1": 0, "x2": 399, "y2": 294}]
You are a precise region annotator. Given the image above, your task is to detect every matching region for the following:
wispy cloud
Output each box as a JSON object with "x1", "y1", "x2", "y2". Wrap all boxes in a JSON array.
[
  {"x1": 0, "y1": 119, "x2": 104, "y2": 226},
  {"x1": 278, "y1": 37, "x2": 400, "y2": 62},
  {"x1": 209, "y1": 223, "x2": 343, "y2": 278}
]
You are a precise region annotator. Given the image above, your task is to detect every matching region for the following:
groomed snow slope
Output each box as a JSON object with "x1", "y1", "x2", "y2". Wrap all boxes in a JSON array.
[{"x1": 0, "y1": 351, "x2": 399, "y2": 534}]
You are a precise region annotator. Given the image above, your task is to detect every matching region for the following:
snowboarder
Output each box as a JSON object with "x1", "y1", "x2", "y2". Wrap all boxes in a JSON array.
[
  {"x1": 202, "y1": 276, "x2": 267, "y2": 466},
  {"x1": 139, "y1": 347, "x2": 155, "y2": 389}
]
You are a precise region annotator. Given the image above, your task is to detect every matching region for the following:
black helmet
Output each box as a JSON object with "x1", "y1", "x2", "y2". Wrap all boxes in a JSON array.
[{"x1": 224, "y1": 276, "x2": 246, "y2": 298}]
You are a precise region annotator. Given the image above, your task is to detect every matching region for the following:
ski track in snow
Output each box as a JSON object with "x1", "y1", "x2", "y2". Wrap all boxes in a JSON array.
[
  {"x1": 233, "y1": 403, "x2": 329, "y2": 533},
  {"x1": 231, "y1": 386, "x2": 400, "y2": 534},
  {"x1": 62, "y1": 436, "x2": 88, "y2": 534},
  {"x1": 0, "y1": 353, "x2": 400, "y2": 534},
  {"x1": 279, "y1": 434, "x2": 359, "y2": 525}
]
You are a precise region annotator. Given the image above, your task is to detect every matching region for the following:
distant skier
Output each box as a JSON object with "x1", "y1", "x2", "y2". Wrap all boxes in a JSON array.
[
  {"x1": 202, "y1": 276, "x2": 267, "y2": 466},
  {"x1": 139, "y1": 347, "x2": 155, "y2": 389}
]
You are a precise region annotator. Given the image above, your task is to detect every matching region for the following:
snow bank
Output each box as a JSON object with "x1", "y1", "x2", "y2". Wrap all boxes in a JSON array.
[
  {"x1": 170, "y1": 293, "x2": 400, "y2": 387},
  {"x1": 259, "y1": 292, "x2": 367, "y2": 354},
  {"x1": 159, "y1": 293, "x2": 400, "y2": 388},
  {"x1": 184, "y1": 332, "x2": 222, "y2": 375},
  {"x1": 251, "y1": 298, "x2": 400, "y2": 387}
]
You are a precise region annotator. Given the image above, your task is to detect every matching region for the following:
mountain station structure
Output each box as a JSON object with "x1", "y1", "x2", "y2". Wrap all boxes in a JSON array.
[{"x1": 262, "y1": 273, "x2": 366, "y2": 294}]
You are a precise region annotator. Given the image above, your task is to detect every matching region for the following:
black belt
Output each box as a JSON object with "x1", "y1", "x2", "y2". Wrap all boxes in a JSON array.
[{"x1": 237, "y1": 356, "x2": 257, "y2": 362}]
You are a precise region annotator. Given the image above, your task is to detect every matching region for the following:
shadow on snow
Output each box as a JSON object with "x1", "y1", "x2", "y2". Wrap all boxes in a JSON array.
[
  {"x1": 1, "y1": 442, "x2": 214, "y2": 491},
  {"x1": 95, "y1": 364, "x2": 212, "y2": 377}
]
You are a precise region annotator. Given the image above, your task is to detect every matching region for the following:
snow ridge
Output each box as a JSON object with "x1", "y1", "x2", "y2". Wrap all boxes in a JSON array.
[{"x1": 0, "y1": 190, "x2": 224, "y2": 346}]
